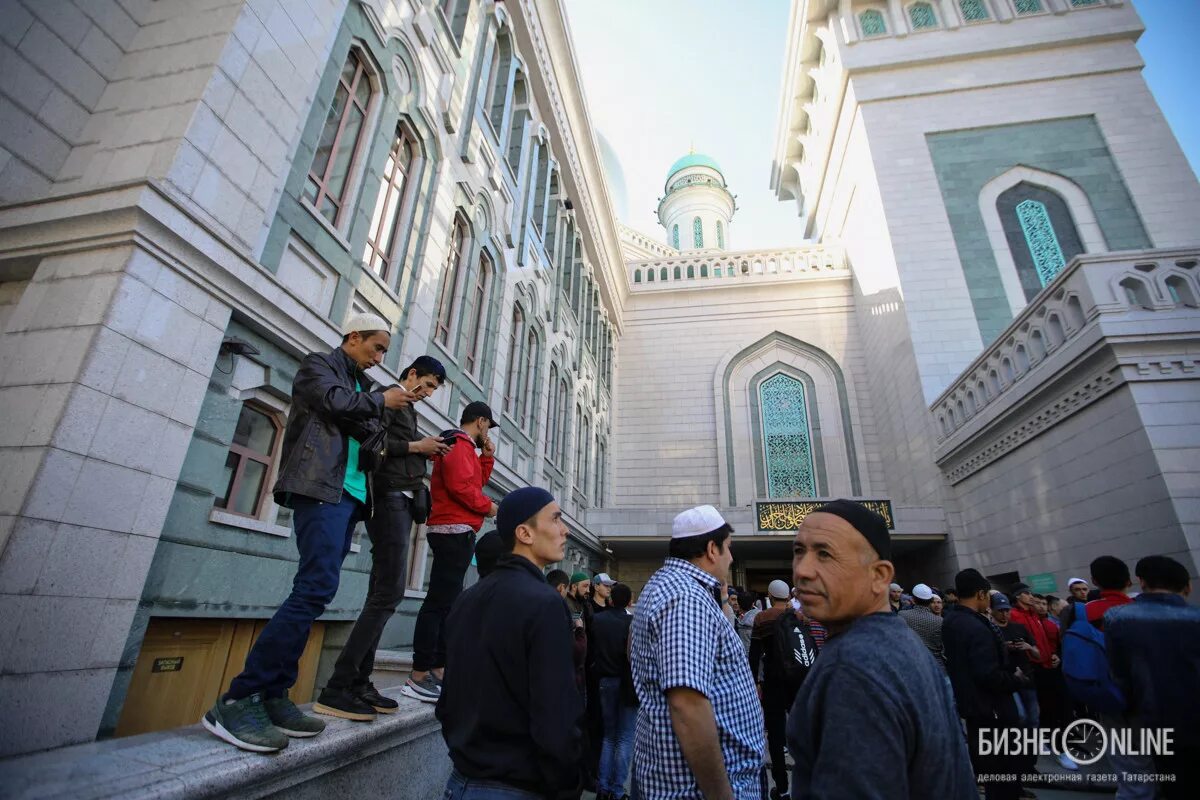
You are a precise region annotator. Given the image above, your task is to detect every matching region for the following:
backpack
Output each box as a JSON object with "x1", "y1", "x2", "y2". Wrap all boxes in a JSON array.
[
  {"x1": 1061, "y1": 601, "x2": 1125, "y2": 713},
  {"x1": 773, "y1": 611, "x2": 819, "y2": 687}
]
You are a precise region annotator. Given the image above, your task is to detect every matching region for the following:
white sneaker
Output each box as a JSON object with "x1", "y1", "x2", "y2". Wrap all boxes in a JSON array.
[{"x1": 1056, "y1": 752, "x2": 1079, "y2": 771}]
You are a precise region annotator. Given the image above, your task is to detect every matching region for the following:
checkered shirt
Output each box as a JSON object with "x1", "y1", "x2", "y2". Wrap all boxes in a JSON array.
[
  {"x1": 630, "y1": 558, "x2": 765, "y2": 799},
  {"x1": 898, "y1": 605, "x2": 946, "y2": 666}
]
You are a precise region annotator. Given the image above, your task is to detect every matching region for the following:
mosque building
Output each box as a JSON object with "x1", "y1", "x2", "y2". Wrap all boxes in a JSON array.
[{"x1": 0, "y1": 0, "x2": 1197, "y2": 762}]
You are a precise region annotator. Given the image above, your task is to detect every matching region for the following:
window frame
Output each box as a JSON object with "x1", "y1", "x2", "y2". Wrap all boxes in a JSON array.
[
  {"x1": 434, "y1": 214, "x2": 471, "y2": 347},
  {"x1": 362, "y1": 125, "x2": 419, "y2": 281},
  {"x1": 462, "y1": 249, "x2": 493, "y2": 376},
  {"x1": 215, "y1": 403, "x2": 284, "y2": 520}
]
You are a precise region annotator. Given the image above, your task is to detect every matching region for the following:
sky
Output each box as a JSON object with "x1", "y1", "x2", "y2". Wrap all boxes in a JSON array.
[{"x1": 563, "y1": 0, "x2": 1200, "y2": 251}]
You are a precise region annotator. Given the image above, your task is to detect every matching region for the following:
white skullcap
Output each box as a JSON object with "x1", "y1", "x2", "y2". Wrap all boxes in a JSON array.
[
  {"x1": 1067, "y1": 577, "x2": 1088, "y2": 587},
  {"x1": 342, "y1": 312, "x2": 390, "y2": 336},
  {"x1": 672, "y1": 505, "x2": 727, "y2": 539},
  {"x1": 912, "y1": 583, "x2": 934, "y2": 601},
  {"x1": 768, "y1": 580, "x2": 791, "y2": 600}
]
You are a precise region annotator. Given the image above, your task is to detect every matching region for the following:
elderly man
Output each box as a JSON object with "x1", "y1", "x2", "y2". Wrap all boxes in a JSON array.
[
  {"x1": 630, "y1": 505, "x2": 764, "y2": 799},
  {"x1": 898, "y1": 583, "x2": 945, "y2": 666},
  {"x1": 787, "y1": 500, "x2": 976, "y2": 799}
]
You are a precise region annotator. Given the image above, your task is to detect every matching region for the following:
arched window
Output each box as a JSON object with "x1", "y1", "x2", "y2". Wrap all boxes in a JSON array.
[
  {"x1": 557, "y1": 379, "x2": 570, "y2": 464},
  {"x1": 716, "y1": 220, "x2": 725, "y2": 249},
  {"x1": 1120, "y1": 277, "x2": 1152, "y2": 309},
  {"x1": 1166, "y1": 275, "x2": 1198, "y2": 307},
  {"x1": 633, "y1": 268, "x2": 642, "y2": 283},
  {"x1": 712, "y1": 266, "x2": 720, "y2": 278},
  {"x1": 434, "y1": 215, "x2": 469, "y2": 345},
  {"x1": 574, "y1": 403, "x2": 585, "y2": 485},
  {"x1": 484, "y1": 30, "x2": 513, "y2": 132},
  {"x1": 506, "y1": 73, "x2": 528, "y2": 171},
  {"x1": 693, "y1": 217, "x2": 704, "y2": 248},
  {"x1": 660, "y1": 267, "x2": 668, "y2": 282},
  {"x1": 305, "y1": 48, "x2": 376, "y2": 225},
  {"x1": 671, "y1": 224, "x2": 680, "y2": 249},
  {"x1": 532, "y1": 146, "x2": 550, "y2": 234},
  {"x1": 908, "y1": 2, "x2": 939, "y2": 29},
  {"x1": 859, "y1": 9, "x2": 887, "y2": 36},
  {"x1": 1014, "y1": 0, "x2": 1043, "y2": 13},
  {"x1": 673, "y1": 266, "x2": 681, "y2": 280},
  {"x1": 503, "y1": 305, "x2": 525, "y2": 412},
  {"x1": 646, "y1": 268, "x2": 655, "y2": 283},
  {"x1": 686, "y1": 265, "x2": 695, "y2": 279},
  {"x1": 997, "y1": 183, "x2": 1084, "y2": 299},
  {"x1": 758, "y1": 373, "x2": 816, "y2": 498},
  {"x1": 462, "y1": 251, "x2": 492, "y2": 375},
  {"x1": 959, "y1": 0, "x2": 989, "y2": 22},
  {"x1": 440, "y1": 0, "x2": 470, "y2": 44},
  {"x1": 595, "y1": 440, "x2": 606, "y2": 508},
  {"x1": 364, "y1": 127, "x2": 417, "y2": 280},
  {"x1": 546, "y1": 364, "x2": 560, "y2": 461},
  {"x1": 519, "y1": 326, "x2": 539, "y2": 426}
]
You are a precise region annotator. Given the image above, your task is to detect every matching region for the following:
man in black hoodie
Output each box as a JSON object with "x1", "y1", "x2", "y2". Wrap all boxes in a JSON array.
[
  {"x1": 317, "y1": 355, "x2": 450, "y2": 719},
  {"x1": 942, "y1": 568, "x2": 1030, "y2": 800},
  {"x1": 438, "y1": 487, "x2": 582, "y2": 798}
]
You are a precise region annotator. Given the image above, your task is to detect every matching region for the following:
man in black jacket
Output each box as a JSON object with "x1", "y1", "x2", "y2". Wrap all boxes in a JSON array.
[
  {"x1": 438, "y1": 486, "x2": 582, "y2": 798},
  {"x1": 318, "y1": 355, "x2": 450, "y2": 718},
  {"x1": 202, "y1": 313, "x2": 412, "y2": 753},
  {"x1": 943, "y1": 568, "x2": 1029, "y2": 800}
]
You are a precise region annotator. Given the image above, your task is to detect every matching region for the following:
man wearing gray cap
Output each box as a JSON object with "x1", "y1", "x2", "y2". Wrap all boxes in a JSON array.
[
  {"x1": 788, "y1": 500, "x2": 976, "y2": 799},
  {"x1": 203, "y1": 313, "x2": 414, "y2": 752},
  {"x1": 629, "y1": 505, "x2": 764, "y2": 800}
]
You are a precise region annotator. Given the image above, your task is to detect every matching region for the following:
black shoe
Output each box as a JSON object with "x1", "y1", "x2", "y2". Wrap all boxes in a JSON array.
[
  {"x1": 313, "y1": 687, "x2": 376, "y2": 721},
  {"x1": 355, "y1": 683, "x2": 399, "y2": 714}
]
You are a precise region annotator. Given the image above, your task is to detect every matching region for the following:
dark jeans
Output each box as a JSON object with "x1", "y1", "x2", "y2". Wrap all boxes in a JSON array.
[
  {"x1": 597, "y1": 676, "x2": 636, "y2": 796},
  {"x1": 328, "y1": 490, "x2": 413, "y2": 690},
  {"x1": 228, "y1": 494, "x2": 363, "y2": 700},
  {"x1": 442, "y1": 770, "x2": 543, "y2": 799},
  {"x1": 764, "y1": 681, "x2": 798, "y2": 795},
  {"x1": 412, "y1": 530, "x2": 475, "y2": 672}
]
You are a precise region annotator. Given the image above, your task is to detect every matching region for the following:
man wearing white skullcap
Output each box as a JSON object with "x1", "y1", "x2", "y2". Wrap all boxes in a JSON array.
[
  {"x1": 899, "y1": 583, "x2": 946, "y2": 667},
  {"x1": 204, "y1": 311, "x2": 414, "y2": 752}
]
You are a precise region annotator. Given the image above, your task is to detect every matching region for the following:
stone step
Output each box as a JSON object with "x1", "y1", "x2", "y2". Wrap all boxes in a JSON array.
[{"x1": 370, "y1": 649, "x2": 414, "y2": 689}]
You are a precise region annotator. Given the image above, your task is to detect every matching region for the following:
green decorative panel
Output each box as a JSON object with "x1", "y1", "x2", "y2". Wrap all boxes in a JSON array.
[
  {"x1": 960, "y1": 0, "x2": 989, "y2": 21},
  {"x1": 716, "y1": 220, "x2": 725, "y2": 248},
  {"x1": 693, "y1": 216, "x2": 703, "y2": 248},
  {"x1": 909, "y1": 3, "x2": 938, "y2": 29},
  {"x1": 757, "y1": 500, "x2": 895, "y2": 531},
  {"x1": 1015, "y1": 0, "x2": 1043, "y2": 13},
  {"x1": 1015, "y1": 199, "x2": 1067, "y2": 286},
  {"x1": 860, "y1": 9, "x2": 887, "y2": 36},
  {"x1": 926, "y1": 116, "x2": 1152, "y2": 344},
  {"x1": 672, "y1": 224, "x2": 679, "y2": 249},
  {"x1": 759, "y1": 373, "x2": 816, "y2": 498},
  {"x1": 1070, "y1": 0, "x2": 1101, "y2": 6}
]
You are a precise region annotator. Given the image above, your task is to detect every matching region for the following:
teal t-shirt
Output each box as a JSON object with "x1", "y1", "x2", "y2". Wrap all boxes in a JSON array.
[{"x1": 343, "y1": 379, "x2": 368, "y2": 504}]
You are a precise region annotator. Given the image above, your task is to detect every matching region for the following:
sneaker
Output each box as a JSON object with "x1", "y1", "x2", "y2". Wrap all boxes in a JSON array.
[
  {"x1": 202, "y1": 693, "x2": 288, "y2": 753},
  {"x1": 264, "y1": 696, "x2": 326, "y2": 737},
  {"x1": 401, "y1": 673, "x2": 441, "y2": 704},
  {"x1": 1055, "y1": 752, "x2": 1079, "y2": 771},
  {"x1": 356, "y1": 683, "x2": 399, "y2": 714},
  {"x1": 313, "y1": 687, "x2": 377, "y2": 721}
]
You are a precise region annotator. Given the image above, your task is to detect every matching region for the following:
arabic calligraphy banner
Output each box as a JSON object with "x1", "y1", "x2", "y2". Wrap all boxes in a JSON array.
[{"x1": 756, "y1": 500, "x2": 895, "y2": 531}]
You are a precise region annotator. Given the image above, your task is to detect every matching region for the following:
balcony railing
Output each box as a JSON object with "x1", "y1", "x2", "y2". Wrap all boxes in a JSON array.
[{"x1": 629, "y1": 244, "x2": 846, "y2": 289}]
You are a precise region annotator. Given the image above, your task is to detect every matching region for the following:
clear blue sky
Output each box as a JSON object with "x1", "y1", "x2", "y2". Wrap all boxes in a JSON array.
[{"x1": 564, "y1": 0, "x2": 1200, "y2": 250}]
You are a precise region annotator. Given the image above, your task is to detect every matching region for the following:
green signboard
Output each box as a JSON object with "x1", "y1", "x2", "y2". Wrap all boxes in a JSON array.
[{"x1": 1025, "y1": 572, "x2": 1058, "y2": 594}]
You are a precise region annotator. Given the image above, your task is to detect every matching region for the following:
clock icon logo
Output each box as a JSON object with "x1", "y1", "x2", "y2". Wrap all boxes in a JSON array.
[{"x1": 1061, "y1": 718, "x2": 1107, "y2": 765}]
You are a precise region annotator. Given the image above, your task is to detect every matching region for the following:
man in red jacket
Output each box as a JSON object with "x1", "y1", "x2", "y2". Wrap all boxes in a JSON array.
[{"x1": 403, "y1": 401, "x2": 498, "y2": 703}]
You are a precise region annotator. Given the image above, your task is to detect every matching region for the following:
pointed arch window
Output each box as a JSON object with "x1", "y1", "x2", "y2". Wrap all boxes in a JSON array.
[
  {"x1": 463, "y1": 251, "x2": 492, "y2": 376},
  {"x1": 440, "y1": 0, "x2": 470, "y2": 44},
  {"x1": 484, "y1": 30, "x2": 513, "y2": 133},
  {"x1": 503, "y1": 305, "x2": 526, "y2": 413},
  {"x1": 305, "y1": 49, "x2": 376, "y2": 225},
  {"x1": 859, "y1": 9, "x2": 888, "y2": 36},
  {"x1": 546, "y1": 364, "x2": 561, "y2": 461},
  {"x1": 908, "y1": 2, "x2": 939, "y2": 29},
  {"x1": 693, "y1": 217, "x2": 704, "y2": 248},
  {"x1": 363, "y1": 127, "x2": 417, "y2": 280},
  {"x1": 959, "y1": 0, "x2": 989, "y2": 22},
  {"x1": 671, "y1": 224, "x2": 680, "y2": 249},
  {"x1": 716, "y1": 220, "x2": 725, "y2": 249},
  {"x1": 434, "y1": 216, "x2": 469, "y2": 345},
  {"x1": 997, "y1": 182, "x2": 1084, "y2": 300},
  {"x1": 759, "y1": 373, "x2": 816, "y2": 498},
  {"x1": 519, "y1": 326, "x2": 539, "y2": 427},
  {"x1": 1014, "y1": 0, "x2": 1043, "y2": 12}
]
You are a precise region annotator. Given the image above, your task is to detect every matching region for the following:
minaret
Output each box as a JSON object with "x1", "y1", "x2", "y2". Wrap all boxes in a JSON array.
[{"x1": 657, "y1": 150, "x2": 735, "y2": 252}]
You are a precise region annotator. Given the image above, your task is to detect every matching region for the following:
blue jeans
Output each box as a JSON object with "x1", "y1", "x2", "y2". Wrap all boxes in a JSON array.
[
  {"x1": 228, "y1": 494, "x2": 362, "y2": 699},
  {"x1": 442, "y1": 770, "x2": 542, "y2": 799},
  {"x1": 598, "y1": 676, "x2": 636, "y2": 796}
]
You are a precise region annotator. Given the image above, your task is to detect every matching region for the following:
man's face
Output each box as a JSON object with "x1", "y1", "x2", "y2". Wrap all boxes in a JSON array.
[
  {"x1": 792, "y1": 512, "x2": 890, "y2": 627},
  {"x1": 930, "y1": 596, "x2": 944, "y2": 615},
  {"x1": 554, "y1": 582, "x2": 568, "y2": 599},
  {"x1": 518, "y1": 502, "x2": 567, "y2": 567},
  {"x1": 889, "y1": 587, "x2": 902, "y2": 603},
  {"x1": 728, "y1": 593, "x2": 740, "y2": 613},
  {"x1": 573, "y1": 580, "x2": 590, "y2": 598},
  {"x1": 708, "y1": 537, "x2": 734, "y2": 582},
  {"x1": 1070, "y1": 583, "x2": 1089, "y2": 601},
  {"x1": 1034, "y1": 598, "x2": 1048, "y2": 617},
  {"x1": 992, "y1": 607, "x2": 1010, "y2": 626},
  {"x1": 1050, "y1": 598, "x2": 1067, "y2": 617},
  {"x1": 403, "y1": 369, "x2": 441, "y2": 400},
  {"x1": 344, "y1": 331, "x2": 390, "y2": 369},
  {"x1": 1015, "y1": 590, "x2": 1034, "y2": 610},
  {"x1": 595, "y1": 582, "x2": 611, "y2": 600}
]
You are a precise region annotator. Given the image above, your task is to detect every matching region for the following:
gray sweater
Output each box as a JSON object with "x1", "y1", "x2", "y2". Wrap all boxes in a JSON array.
[{"x1": 788, "y1": 612, "x2": 976, "y2": 799}]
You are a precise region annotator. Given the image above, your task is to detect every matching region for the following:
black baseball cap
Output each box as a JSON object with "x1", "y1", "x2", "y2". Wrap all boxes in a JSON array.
[{"x1": 462, "y1": 400, "x2": 498, "y2": 428}]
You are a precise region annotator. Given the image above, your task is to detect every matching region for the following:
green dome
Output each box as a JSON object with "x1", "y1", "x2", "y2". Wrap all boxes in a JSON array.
[{"x1": 666, "y1": 153, "x2": 722, "y2": 181}]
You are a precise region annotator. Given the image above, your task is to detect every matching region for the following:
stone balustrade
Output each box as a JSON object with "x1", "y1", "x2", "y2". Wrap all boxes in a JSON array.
[
  {"x1": 930, "y1": 248, "x2": 1200, "y2": 444},
  {"x1": 628, "y1": 244, "x2": 847, "y2": 289}
]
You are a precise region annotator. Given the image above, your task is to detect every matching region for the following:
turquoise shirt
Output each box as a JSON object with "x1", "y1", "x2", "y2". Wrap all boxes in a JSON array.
[{"x1": 343, "y1": 379, "x2": 368, "y2": 504}]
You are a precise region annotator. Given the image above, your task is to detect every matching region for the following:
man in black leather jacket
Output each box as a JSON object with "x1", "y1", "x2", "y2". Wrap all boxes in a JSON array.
[
  {"x1": 320, "y1": 355, "x2": 451, "y2": 717},
  {"x1": 202, "y1": 313, "x2": 412, "y2": 753}
]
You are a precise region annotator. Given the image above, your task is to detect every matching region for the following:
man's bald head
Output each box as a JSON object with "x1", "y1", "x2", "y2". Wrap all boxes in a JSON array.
[{"x1": 792, "y1": 511, "x2": 894, "y2": 631}]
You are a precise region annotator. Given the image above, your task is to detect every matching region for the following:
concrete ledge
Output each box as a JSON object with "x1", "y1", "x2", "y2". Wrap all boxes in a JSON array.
[
  {"x1": 370, "y1": 649, "x2": 414, "y2": 689},
  {"x1": 0, "y1": 688, "x2": 450, "y2": 800}
]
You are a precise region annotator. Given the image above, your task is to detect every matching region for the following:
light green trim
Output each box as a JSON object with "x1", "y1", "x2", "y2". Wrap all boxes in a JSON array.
[{"x1": 666, "y1": 152, "x2": 722, "y2": 181}]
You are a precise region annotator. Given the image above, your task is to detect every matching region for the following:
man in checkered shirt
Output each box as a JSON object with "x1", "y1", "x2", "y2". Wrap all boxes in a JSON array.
[{"x1": 630, "y1": 505, "x2": 765, "y2": 800}]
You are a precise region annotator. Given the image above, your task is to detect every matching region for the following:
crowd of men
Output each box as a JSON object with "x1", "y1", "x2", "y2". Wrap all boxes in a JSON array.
[{"x1": 200, "y1": 320, "x2": 1199, "y2": 800}]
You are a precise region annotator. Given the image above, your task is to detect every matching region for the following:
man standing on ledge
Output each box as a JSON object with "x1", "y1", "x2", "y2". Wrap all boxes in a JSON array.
[
  {"x1": 630, "y1": 505, "x2": 764, "y2": 800},
  {"x1": 203, "y1": 313, "x2": 414, "y2": 752},
  {"x1": 404, "y1": 400, "x2": 498, "y2": 703},
  {"x1": 438, "y1": 487, "x2": 582, "y2": 798},
  {"x1": 787, "y1": 500, "x2": 976, "y2": 799}
]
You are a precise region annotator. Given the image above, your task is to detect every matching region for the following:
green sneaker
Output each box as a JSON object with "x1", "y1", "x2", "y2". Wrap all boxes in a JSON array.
[
  {"x1": 202, "y1": 693, "x2": 288, "y2": 753},
  {"x1": 264, "y1": 696, "x2": 326, "y2": 737}
]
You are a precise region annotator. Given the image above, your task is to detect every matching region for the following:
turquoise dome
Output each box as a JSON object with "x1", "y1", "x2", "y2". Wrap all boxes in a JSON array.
[{"x1": 666, "y1": 153, "x2": 722, "y2": 181}]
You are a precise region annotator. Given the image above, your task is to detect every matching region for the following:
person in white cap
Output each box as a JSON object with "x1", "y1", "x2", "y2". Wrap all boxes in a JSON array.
[
  {"x1": 1067, "y1": 576, "x2": 1090, "y2": 602},
  {"x1": 629, "y1": 505, "x2": 764, "y2": 799},
  {"x1": 204, "y1": 312, "x2": 414, "y2": 752},
  {"x1": 898, "y1": 583, "x2": 946, "y2": 667}
]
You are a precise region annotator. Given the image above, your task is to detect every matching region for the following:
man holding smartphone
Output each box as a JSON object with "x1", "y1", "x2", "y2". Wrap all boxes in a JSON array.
[
  {"x1": 403, "y1": 401, "x2": 499, "y2": 702},
  {"x1": 316, "y1": 355, "x2": 451, "y2": 719}
]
